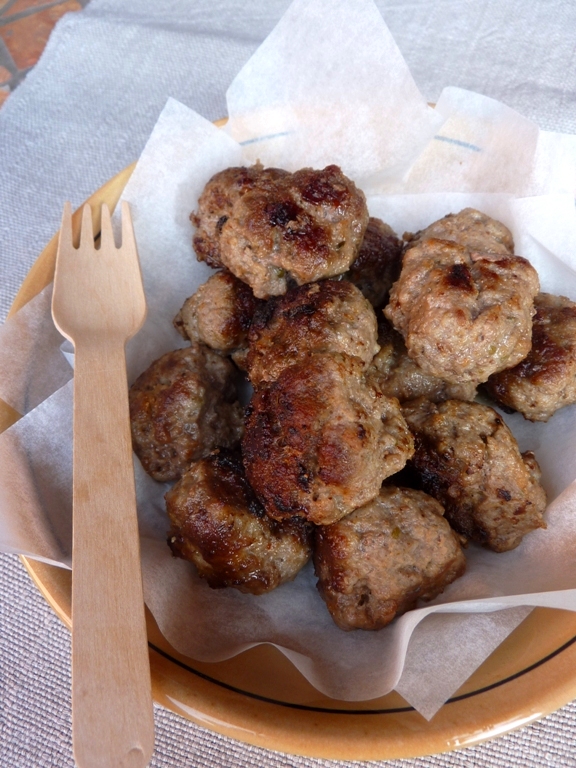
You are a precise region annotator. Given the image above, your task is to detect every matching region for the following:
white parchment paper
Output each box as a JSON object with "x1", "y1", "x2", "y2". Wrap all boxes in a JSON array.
[{"x1": 2, "y1": 0, "x2": 576, "y2": 720}]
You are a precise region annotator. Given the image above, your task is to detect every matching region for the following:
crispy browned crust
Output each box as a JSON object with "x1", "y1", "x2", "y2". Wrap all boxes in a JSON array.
[
  {"x1": 242, "y1": 354, "x2": 413, "y2": 525},
  {"x1": 191, "y1": 164, "x2": 289, "y2": 268},
  {"x1": 129, "y1": 345, "x2": 244, "y2": 482},
  {"x1": 165, "y1": 449, "x2": 313, "y2": 594},
  {"x1": 385, "y1": 236, "x2": 539, "y2": 384},
  {"x1": 174, "y1": 270, "x2": 263, "y2": 358},
  {"x1": 405, "y1": 207, "x2": 514, "y2": 256},
  {"x1": 314, "y1": 485, "x2": 466, "y2": 630},
  {"x1": 345, "y1": 217, "x2": 403, "y2": 309},
  {"x1": 402, "y1": 398, "x2": 547, "y2": 552},
  {"x1": 192, "y1": 164, "x2": 369, "y2": 298},
  {"x1": 246, "y1": 279, "x2": 379, "y2": 386},
  {"x1": 485, "y1": 292, "x2": 576, "y2": 421}
]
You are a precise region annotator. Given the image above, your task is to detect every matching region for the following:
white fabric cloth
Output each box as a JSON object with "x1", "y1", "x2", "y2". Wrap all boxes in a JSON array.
[{"x1": 1, "y1": 1, "x2": 576, "y2": 765}]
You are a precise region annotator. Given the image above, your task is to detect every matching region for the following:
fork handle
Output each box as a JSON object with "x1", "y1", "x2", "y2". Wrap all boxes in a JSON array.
[{"x1": 71, "y1": 340, "x2": 154, "y2": 768}]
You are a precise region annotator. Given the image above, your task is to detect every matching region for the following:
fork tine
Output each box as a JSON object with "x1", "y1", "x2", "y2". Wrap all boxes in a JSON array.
[
  {"x1": 100, "y1": 204, "x2": 115, "y2": 251},
  {"x1": 119, "y1": 201, "x2": 137, "y2": 253},
  {"x1": 58, "y1": 201, "x2": 74, "y2": 252},
  {"x1": 79, "y1": 204, "x2": 94, "y2": 249}
]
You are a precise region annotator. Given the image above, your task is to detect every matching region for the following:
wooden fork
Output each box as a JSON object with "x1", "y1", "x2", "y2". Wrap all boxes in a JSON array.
[{"x1": 52, "y1": 202, "x2": 154, "y2": 768}]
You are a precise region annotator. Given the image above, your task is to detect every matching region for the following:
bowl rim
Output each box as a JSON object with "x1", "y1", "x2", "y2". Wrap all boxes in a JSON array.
[{"x1": 4, "y1": 159, "x2": 576, "y2": 762}]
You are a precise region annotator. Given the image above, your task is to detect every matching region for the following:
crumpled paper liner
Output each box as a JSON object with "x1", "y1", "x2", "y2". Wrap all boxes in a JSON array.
[{"x1": 2, "y1": 0, "x2": 576, "y2": 720}]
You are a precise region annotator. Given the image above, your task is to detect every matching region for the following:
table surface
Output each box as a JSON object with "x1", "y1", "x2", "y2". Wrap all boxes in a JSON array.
[{"x1": 2, "y1": 1, "x2": 576, "y2": 766}]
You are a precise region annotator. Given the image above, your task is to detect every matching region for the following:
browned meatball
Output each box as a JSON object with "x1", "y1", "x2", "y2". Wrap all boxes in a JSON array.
[
  {"x1": 314, "y1": 485, "x2": 466, "y2": 631},
  {"x1": 191, "y1": 164, "x2": 289, "y2": 268},
  {"x1": 344, "y1": 217, "x2": 403, "y2": 309},
  {"x1": 246, "y1": 279, "x2": 379, "y2": 386},
  {"x1": 129, "y1": 345, "x2": 244, "y2": 482},
  {"x1": 242, "y1": 354, "x2": 414, "y2": 525},
  {"x1": 366, "y1": 317, "x2": 478, "y2": 403},
  {"x1": 402, "y1": 398, "x2": 547, "y2": 552},
  {"x1": 173, "y1": 270, "x2": 263, "y2": 368},
  {"x1": 384, "y1": 236, "x2": 539, "y2": 384},
  {"x1": 406, "y1": 207, "x2": 514, "y2": 256},
  {"x1": 165, "y1": 449, "x2": 313, "y2": 594},
  {"x1": 192, "y1": 163, "x2": 369, "y2": 298},
  {"x1": 485, "y1": 293, "x2": 576, "y2": 422}
]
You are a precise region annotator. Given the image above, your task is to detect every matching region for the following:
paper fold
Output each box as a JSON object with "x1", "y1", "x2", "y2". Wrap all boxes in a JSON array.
[{"x1": 224, "y1": 0, "x2": 443, "y2": 181}]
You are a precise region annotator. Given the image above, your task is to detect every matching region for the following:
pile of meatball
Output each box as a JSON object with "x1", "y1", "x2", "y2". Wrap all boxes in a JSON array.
[{"x1": 128, "y1": 162, "x2": 576, "y2": 631}]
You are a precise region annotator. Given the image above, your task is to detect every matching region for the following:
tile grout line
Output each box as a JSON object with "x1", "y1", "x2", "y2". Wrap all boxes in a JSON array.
[{"x1": 0, "y1": 0, "x2": 19, "y2": 19}]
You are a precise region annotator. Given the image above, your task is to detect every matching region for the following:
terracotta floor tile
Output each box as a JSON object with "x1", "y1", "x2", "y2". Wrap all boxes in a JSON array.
[
  {"x1": 0, "y1": 86, "x2": 9, "y2": 107},
  {"x1": 0, "y1": 65, "x2": 11, "y2": 84},
  {"x1": 0, "y1": 1, "x2": 82, "y2": 70}
]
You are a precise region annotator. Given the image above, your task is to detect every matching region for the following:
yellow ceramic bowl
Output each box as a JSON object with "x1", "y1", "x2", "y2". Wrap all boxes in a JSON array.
[{"x1": 4, "y1": 162, "x2": 576, "y2": 762}]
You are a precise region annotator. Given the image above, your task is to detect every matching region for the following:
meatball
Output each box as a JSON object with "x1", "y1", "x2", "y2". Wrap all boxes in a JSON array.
[
  {"x1": 314, "y1": 485, "x2": 466, "y2": 631},
  {"x1": 366, "y1": 317, "x2": 477, "y2": 403},
  {"x1": 242, "y1": 354, "x2": 414, "y2": 525},
  {"x1": 129, "y1": 345, "x2": 244, "y2": 482},
  {"x1": 165, "y1": 449, "x2": 312, "y2": 594},
  {"x1": 344, "y1": 217, "x2": 403, "y2": 309},
  {"x1": 191, "y1": 164, "x2": 290, "y2": 269},
  {"x1": 246, "y1": 279, "x2": 379, "y2": 386},
  {"x1": 384, "y1": 235, "x2": 539, "y2": 383},
  {"x1": 402, "y1": 398, "x2": 547, "y2": 552},
  {"x1": 406, "y1": 207, "x2": 514, "y2": 256},
  {"x1": 485, "y1": 293, "x2": 576, "y2": 422},
  {"x1": 192, "y1": 163, "x2": 369, "y2": 298},
  {"x1": 173, "y1": 270, "x2": 263, "y2": 368}
]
